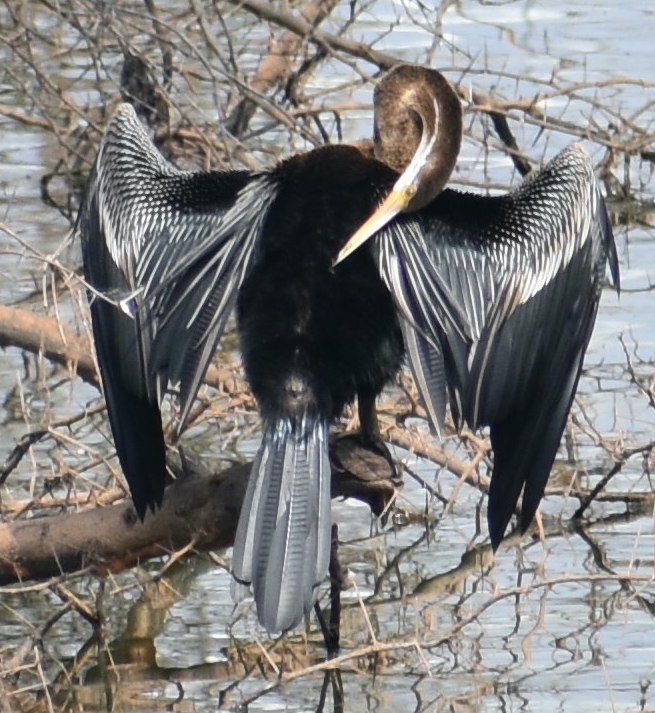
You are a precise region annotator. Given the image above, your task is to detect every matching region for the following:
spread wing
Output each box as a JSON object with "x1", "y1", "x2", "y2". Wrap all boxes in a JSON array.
[
  {"x1": 79, "y1": 103, "x2": 276, "y2": 515},
  {"x1": 376, "y1": 144, "x2": 619, "y2": 546}
]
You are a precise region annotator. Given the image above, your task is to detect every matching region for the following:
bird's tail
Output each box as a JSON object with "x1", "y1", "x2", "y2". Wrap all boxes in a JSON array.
[{"x1": 231, "y1": 415, "x2": 331, "y2": 633}]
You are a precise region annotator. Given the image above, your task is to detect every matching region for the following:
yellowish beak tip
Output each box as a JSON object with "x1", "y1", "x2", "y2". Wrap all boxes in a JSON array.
[{"x1": 334, "y1": 188, "x2": 411, "y2": 266}]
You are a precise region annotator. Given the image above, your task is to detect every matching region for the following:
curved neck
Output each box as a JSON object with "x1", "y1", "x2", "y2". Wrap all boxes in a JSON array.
[{"x1": 373, "y1": 66, "x2": 462, "y2": 211}]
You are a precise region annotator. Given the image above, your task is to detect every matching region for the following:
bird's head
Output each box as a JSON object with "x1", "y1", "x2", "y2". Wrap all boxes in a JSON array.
[{"x1": 336, "y1": 65, "x2": 462, "y2": 264}]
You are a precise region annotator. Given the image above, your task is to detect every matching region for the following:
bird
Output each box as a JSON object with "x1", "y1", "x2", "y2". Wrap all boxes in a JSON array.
[{"x1": 78, "y1": 63, "x2": 619, "y2": 634}]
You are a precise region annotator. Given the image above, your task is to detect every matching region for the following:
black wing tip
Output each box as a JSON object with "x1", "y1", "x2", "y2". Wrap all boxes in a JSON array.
[
  {"x1": 488, "y1": 509, "x2": 537, "y2": 551},
  {"x1": 130, "y1": 486, "x2": 165, "y2": 522},
  {"x1": 600, "y1": 198, "x2": 621, "y2": 294},
  {"x1": 122, "y1": 441, "x2": 167, "y2": 521},
  {"x1": 488, "y1": 512, "x2": 511, "y2": 552},
  {"x1": 107, "y1": 397, "x2": 168, "y2": 523},
  {"x1": 488, "y1": 488, "x2": 543, "y2": 551}
]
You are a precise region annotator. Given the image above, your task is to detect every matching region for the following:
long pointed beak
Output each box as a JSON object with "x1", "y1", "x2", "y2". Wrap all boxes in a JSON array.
[
  {"x1": 335, "y1": 185, "x2": 413, "y2": 265},
  {"x1": 335, "y1": 96, "x2": 439, "y2": 266}
]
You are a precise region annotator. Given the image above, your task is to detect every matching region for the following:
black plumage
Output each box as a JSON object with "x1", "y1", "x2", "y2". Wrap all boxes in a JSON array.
[
  {"x1": 360, "y1": 153, "x2": 618, "y2": 547},
  {"x1": 79, "y1": 64, "x2": 618, "y2": 633}
]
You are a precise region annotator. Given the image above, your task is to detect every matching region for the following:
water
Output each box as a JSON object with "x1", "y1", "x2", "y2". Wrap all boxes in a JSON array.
[{"x1": 0, "y1": 0, "x2": 654, "y2": 711}]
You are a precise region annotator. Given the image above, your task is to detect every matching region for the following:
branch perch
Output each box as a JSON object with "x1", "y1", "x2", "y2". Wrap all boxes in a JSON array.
[{"x1": 0, "y1": 442, "x2": 398, "y2": 586}]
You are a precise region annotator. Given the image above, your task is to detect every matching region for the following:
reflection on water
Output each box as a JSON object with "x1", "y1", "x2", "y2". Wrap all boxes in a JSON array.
[{"x1": 0, "y1": 0, "x2": 653, "y2": 711}]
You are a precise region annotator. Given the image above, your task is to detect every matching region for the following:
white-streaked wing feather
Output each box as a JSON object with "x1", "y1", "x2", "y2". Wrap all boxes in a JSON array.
[
  {"x1": 374, "y1": 143, "x2": 618, "y2": 546},
  {"x1": 83, "y1": 103, "x2": 275, "y2": 419},
  {"x1": 79, "y1": 103, "x2": 276, "y2": 512}
]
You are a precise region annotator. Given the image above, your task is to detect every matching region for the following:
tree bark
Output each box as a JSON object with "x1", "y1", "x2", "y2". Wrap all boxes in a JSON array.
[
  {"x1": 0, "y1": 304, "x2": 97, "y2": 386},
  {"x1": 0, "y1": 444, "x2": 398, "y2": 585}
]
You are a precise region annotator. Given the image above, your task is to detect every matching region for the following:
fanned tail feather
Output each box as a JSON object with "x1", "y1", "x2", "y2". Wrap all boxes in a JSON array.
[{"x1": 231, "y1": 416, "x2": 331, "y2": 633}]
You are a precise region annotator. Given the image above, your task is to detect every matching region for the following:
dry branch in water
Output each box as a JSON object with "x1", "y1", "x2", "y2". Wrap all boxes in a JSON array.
[
  {"x1": 0, "y1": 458, "x2": 244, "y2": 586},
  {"x1": 0, "y1": 449, "x2": 399, "y2": 586},
  {"x1": 0, "y1": 304, "x2": 97, "y2": 387},
  {"x1": 0, "y1": 0, "x2": 653, "y2": 707},
  {"x1": 225, "y1": 0, "x2": 340, "y2": 136},
  {"x1": 0, "y1": 311, "x2": 399, "y2": 585},
  {"x1": 0, "y1": 307, "x2": 650, "y2": 589}
]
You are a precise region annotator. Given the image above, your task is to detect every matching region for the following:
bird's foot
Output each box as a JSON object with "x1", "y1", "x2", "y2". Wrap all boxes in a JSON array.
[{"x1": 329, "y1": 431, "x2": 401, "y2": 519}]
